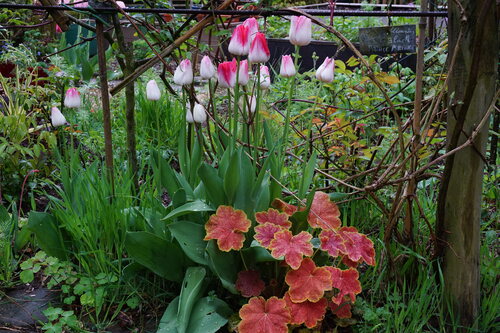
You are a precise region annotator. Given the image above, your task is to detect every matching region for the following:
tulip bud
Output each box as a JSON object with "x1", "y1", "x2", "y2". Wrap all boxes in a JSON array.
[
  {"x1": 238, "y1": 60, "x2": 250, "y2": 86},
  {"x1": 280, "y1": 55, "x2": 296, "y2": 78},
  {"x1": 51, "y1": 106, "x2": 67, "y2": 127},
  {"x1": 228, "y1": 25, "x2": 250, "y2": 56},
  {"x1": 200, "y1": 55, "x2": 216, "y2": 79},
  {"x1": 243, "y1": 17, "x2": 259, "y2": 42},
  {"x1": 217, "y1": 59, "x2": 237, "y2": 89},
  {"x1": 55, "y1": 24, "x2": 63, "y2": 33},
  {"x1": 193, "y1": 103, "x2": 207, "y2": 123},
  {"x1": 315, "y1": 57, "x2": 335, "y2": 83},
  {"x1": 116, "y1": 1, "x2": 126, "y2": 8},
  {"x1": 173, "y1": 59, "x2": 193, "y2": 86},
  {"x1": 64, "y1": 88, "x2": 81, "y2": 108},
  {"x1": 248, "y1": 32, "x2": 270, "y2": 64},
  {"x1": 289, "y1": 16, "x2": 312, "y2": 46},
  {"x1": 146, "y1": 80, "x2": 161, "y2": 101},
  {"x1": 239, "y1": 95, "x2": 256, "y2": 114},
  {"x1": 259, "y1": 65, "x2": 271, "y2": 90},
  {"x1": 186, "y1": 110, "x2": 195, "y2": 123}
]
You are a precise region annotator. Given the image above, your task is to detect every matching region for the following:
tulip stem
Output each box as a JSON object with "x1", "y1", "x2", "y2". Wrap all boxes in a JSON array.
[
  {"x1": 278, "y1": 45, "x2": 300, "y2": 180},
  {"x1": 232, "y1": 57, "x2": 241, "y2": 153},
  {"x1": 253, "y1": 65, "x2": 262, "y2": 168},
  {"x1": 305, "y1": 83, "x2": 324, "y2": 161}
]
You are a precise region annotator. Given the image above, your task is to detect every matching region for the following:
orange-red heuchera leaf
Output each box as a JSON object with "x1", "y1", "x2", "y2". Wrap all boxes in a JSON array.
[
  {"x1": 255, "y1": 208, "x2": 292, "y2": 228},
  {"x1": 269, "y1": 230, "x2": 313, "y2": 270},
  {"x1": 204, "y1": 205, "x2": 251, "y2": 252},
  {"x1": 320, "y1": 227, "x2": 376, "y2": 267},
  {"x1": 319, "y1": 230, "x2": 346, "y2": 257},
  {"x1": 236, "y1": 270, "x2": 266, "y2": 297},
  {"x1": 329, "y1": 298, "x2": 352, "y2": 318},
  {"x1": 285, "y1": 258, "x2": 332, "y2": 302},
  {"x1": 271, "y1": 198, "x2": 299, "y2": 216},
  {"x1": 341, "y1": 228, "x2": 376, "y2": 266},
  {"x1": 325, "y1": 267, "x2": 362, "y2": 305},
  {"x1": 308, "y1": 191, "x2": 341, "y2": 230},
  {"x1": 238, "y1": 296, "x2": 291, "y2": 333},
  {"x1": 254, "y1": 223, "x2": 284, "y2": 248},
  {"x1": 284, "y1": 292, "x2": 328, "y2": 328},
  {"x1": 341, "y1": 256, "x2": 359, "y2": 268}
]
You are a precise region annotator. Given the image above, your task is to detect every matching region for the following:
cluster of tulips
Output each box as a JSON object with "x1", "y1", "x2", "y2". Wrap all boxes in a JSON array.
[
  {"x1": 144, "y1": 15, "x2": 336, "y2": 125},
  {"x1": 51, "y1": 14, "x2": 336, "y2": 137}
]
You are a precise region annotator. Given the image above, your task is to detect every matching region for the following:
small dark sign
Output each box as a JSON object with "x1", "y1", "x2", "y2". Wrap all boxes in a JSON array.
[{"x1": 359, "y1": 25, "x2": 416, "y2": 54}]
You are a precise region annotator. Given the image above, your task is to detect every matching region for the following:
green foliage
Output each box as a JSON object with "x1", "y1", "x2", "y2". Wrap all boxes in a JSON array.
[
  {"x1": 42, "y1": 307, "x2": 84, "y2": 333},
  {"x1": 0, "y1": 60, "x2": 57, "y2": 202},
  {"x1": 0, "y1": 203, "x2": 31, "y2": 286},
  {"x1": 157, "y1": 267, "x2": 232, "y2": 333}
]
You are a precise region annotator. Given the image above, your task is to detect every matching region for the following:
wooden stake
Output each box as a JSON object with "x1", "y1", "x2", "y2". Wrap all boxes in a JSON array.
[{"x1": 96, "y1": 20, "x2": 115, "y2": 192}]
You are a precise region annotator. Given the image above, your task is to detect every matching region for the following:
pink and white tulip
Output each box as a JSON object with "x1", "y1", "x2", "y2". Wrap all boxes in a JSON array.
[
  {"x1": 173, "y1": 59, "x2": 193, "y2": 86},
  {"x1": 259, "y1": 65, "x2": 271, "y2": 90},
  {"x1": 228, "y1": 24, "x2": 250, "y2": 56},
  {"x1": 315, "y1": 57, "x2": 335, "y2": 83},
  {"x1": 238, "y1": 60, "x2": 250, "y2": 86},
  {"x1": 116, "y1": 1, "x2": 126, "y2": 8},
  {"x1": 192, "y1": 103, "x2": 207, "y2": 123},
  {"x1": 64, "y1": 88, "x2": 81, "y2": 108},
  {"x1": 200, "y1": 55, "x2": 216, "y2": 79},
  {"x1": 289, "y1": 16, "x2": 312, "y2": 46},
  {"x1": 280, "y1": 55, "x2": 296, "y2": 78},
  {"x1": 217, "y1": 59, "x2": 237, "y2": 89},
  {"x1": 51, "y1": 106, "x2": 67, "y2": 127},
  {"x1": 248, "y1": 32, "x2": 270, "y2": 64},
  {"x1": 146, "y1": 80, "x2": 161, "y2": 100},
  {"x1": 243, "y1": 17, "x2": 259, "y2": 42}
]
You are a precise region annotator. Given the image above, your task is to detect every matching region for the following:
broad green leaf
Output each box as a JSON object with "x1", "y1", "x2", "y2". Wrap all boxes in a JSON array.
[
  {"x1": 188, "y1": 140, "x2": 202, "y2": 184},
  {"x1": 241, "y1": 245, "x2": 276, "y2": 266},
  {"x1": 206, "y1": 241, "x2": 238, "y2": 294},
  {"x1": 27, "y1": 212, "x2": 67, "y2": 260},
  {"x1": 125, "y1": 231, "x2": 185, "y2": 282},
  {"x1": 157, "y1": 296, "x2": 180, "y2": 333},
  {"x1": 298, "y1": 152, "x2": 317, "y2": 198},
  {"x1": 223, "y1": 150, "x2": 240, "y2": 203},
  {"x1": 185, "y1": 297, "x2": 232, "y2": 333},
  {"x1": 164, "y1": 201, "x2": 213, "y2": 221},
  {"x1": 169, "y1": 221, "x2": 209, "y2": 265},
  {"x1": 198, "y1": 163, "x2": 226, "y2": 207},
  {"x1": 177, "y1": 267, "x2": 206, "y2": 333}
]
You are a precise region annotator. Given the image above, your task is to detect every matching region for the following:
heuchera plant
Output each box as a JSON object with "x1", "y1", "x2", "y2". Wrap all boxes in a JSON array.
[{"x1": 204, "y1": 191, "x2": 376, "y2": 332}]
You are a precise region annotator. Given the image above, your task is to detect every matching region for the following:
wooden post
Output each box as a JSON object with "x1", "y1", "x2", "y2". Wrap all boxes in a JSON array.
[{"x1": 96, "y1": 20, "x2": 115, "y2": 191}]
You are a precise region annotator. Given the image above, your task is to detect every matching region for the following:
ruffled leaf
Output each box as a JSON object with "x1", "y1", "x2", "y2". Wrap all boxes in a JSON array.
[
  {"x1": 284, "y1": 293, "x2": 327, "y2": 328},
  {"x1": 326, "y1": 267, "x2": 362, "y2": 305},
  {"x1": 236, "y1": 270, "x2": 266, "y2": 297},
  {"x1": 255, "y1": 208, "x2": 291, "y2": 228},
  {"x1": 341, "y1": 228, "x2": 376, "y2": 266},
  {"x1": 238, "y1": 296, "x2": 291, "y2": 333},
  {"x1": 308, "y1": 191, "x2": 341, "y2": 230},
  {"x1": 204, "y1": 206, "x2": 251, "y2": 252},
  {"x1": 329, "y1": 298, "x2": 352, "y2": 318},
  {"x1": 269, "y1": 230, "x2": 313, "y2": 270},
  {"x1": 271, "y1": 198, "x2": 299, "y2": 216},
  {"x1": 319, "y1": 230, "x2": 345, "y2": 257},
  {"x1": 254, "y1": 223, "x2": 284, "y2": 248},
  {"x1": 285, "y1": 258, "x2": 332, "y2": 302},
  {"x1": 320, "y1": 227, "x2": 376, "y2": 266}
]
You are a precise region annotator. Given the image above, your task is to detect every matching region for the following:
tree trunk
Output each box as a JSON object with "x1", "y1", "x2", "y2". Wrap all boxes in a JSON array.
[{"x1": 436, "y1": 0, "x2": 497, "y2": 329}]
